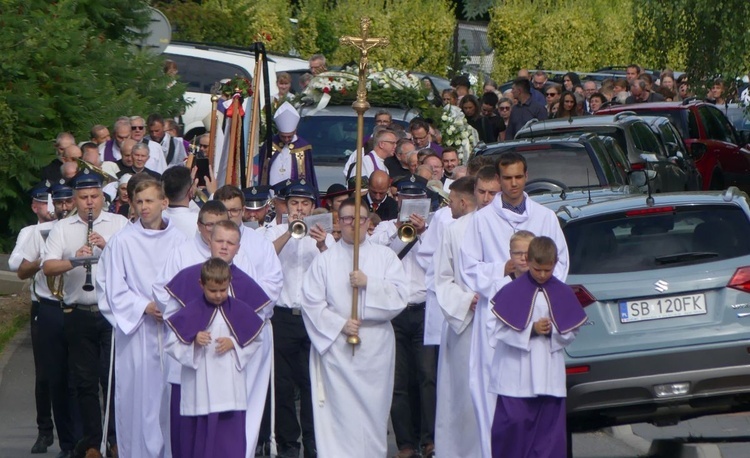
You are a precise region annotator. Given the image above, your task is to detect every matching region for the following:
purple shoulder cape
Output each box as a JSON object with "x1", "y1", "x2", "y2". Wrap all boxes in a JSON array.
[
  {"x1": 491, "y1": 272, "x2": 587, "y2": 334},
  {"x1": 103, "y1": 139, "x2": 116, "y2": 162},
  {"x1": 165, "y1": 263, "x2": 271, "y2": 314},
  {"x1": 166, "y1": 296, "x2": 264, "y2": 348}
]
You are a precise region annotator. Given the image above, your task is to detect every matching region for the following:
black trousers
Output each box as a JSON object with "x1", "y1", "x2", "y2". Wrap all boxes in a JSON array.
[
  {"x1": 390, "y1": 304, "x2": 438, "y2": 451},
  {"x1": 30, "y1": 301, "x2": 53, "y2": 436},
  {"x1": 63, "y1": 307, "x2": 116, "y2": 450},
  {"x1": 271, "y1": 308, "x2": 316, "y2": 458},
  {"x1": 38, "y1": 298, "x2": 81, "y2": 451}
]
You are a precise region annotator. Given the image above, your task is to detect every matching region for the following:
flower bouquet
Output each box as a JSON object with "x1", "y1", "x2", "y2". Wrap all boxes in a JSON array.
[
  {"x1": 421, "y1": 105, "x2": 478, "y2": 164},
  {"x1": 221, "y1": 75, "x2": 254, "y2": 99}
]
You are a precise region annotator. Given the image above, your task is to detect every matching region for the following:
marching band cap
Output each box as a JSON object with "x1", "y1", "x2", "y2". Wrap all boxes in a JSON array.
[
  {"x1": 284, "y1": 179, "x2": 316, "y2": 201},
  {"x1": 243, "y1": 185, "x2": 271, "y2": 209},
  {"x1": 29, "y1": 181, "x2": 52, "y2": 202},
  {"x1": 69, "y1": 168, "x2": 103, "y2": 190},
  {"x1": 271, "y1": 179, "x2": 292, "y2": 200},
  {"x1": 274, "y1": 102, "x2": 300, "y2": 134},
  {"x1": 394, "y1": 175, "x2": 427, "y2": 196},
  {"x1": 50, "y1": 179, "x2": 74, "y2": 200}
]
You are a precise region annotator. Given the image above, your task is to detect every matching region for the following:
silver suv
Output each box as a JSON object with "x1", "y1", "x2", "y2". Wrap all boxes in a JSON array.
[{"x1": 558, "y1": 188, "x2": 750, "y2": 432}]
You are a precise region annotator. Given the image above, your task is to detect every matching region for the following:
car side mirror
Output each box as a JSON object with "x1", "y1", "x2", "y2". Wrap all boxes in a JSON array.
[
  {"x1": 628, "y1": 169, "x2": 656, "y2": 187},
  {"x1": 690, "y1": 142, "x2": 707, "y2": 161}
]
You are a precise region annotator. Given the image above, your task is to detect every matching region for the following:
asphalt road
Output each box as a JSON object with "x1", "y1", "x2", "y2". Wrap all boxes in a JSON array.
[{"x1": 0, "y1": 327, "x2": 747, "y2": 458}]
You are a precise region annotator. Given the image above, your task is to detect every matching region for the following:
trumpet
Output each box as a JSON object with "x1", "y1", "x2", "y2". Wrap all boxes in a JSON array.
[
  {"x1": 427, "y1": 180, "x2": 450, "y2": 208},
  {"x1": 397, "y1": 223, "x2": 417, "y2": 243},
  {"x1": 76, "y1": 158, "x2": 117, "y2": 185},
  {"x1": 289, "y1": 219, "x2": 308, "y2": 239},
  {"x1": 82, "y1": 210, "x2": 95, "y2": 292},
  {"x1": 46, "y1": 274, "x2": 65, "y2": 300}
]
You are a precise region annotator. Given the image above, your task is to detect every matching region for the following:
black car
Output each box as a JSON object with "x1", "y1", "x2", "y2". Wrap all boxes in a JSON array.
[
  {"x1": 515, "y1": 113, "x2": 691, "y2": 193},
  {"x1": 474, "y1": 134, "x2": 643, "y2": 194}
]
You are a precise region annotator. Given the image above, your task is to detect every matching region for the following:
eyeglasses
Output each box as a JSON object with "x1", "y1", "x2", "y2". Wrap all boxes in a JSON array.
[
  {"x1": 199, "y1": 144, "x2": 210, "y2": 148},
  {"x1": 498, "y1": 106, "x2": 511, "y2": 111},
  {"x1": 225, "y1": 208, "x2": 243, "y2": 216},
  {"x1": 545, "y1": 93, "x2": 558, "y2": 97},
  {"x1": 380, "y1": 140, "x2": 397, "y2": 145},
  {"x1": 132, "y1": 126, "x2": 145, "y2": 130},
  {"x1": 339, "y1": 216, "x2": 368, "y2": 226},
  {"x1": 412, "y1": 134, "x2": 429, "y2": 142},
  {"x1": 199, "y1": 221, "x2": 217, "y2": 229}
]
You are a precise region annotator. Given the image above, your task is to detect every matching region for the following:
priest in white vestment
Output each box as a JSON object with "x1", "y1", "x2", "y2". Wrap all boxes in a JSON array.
[
  {"x1": 433, "y1": 177, "x2": 482, "y2": 457},
  {"x1": 301, "y1": 198, "x2": 408, "y2": 457},
  {"x1": 97, "y1": 181, "x2": 188, "y2": 458},
  {"x1": 459, "y1": 155, "x2": 568, "y2": 458}
]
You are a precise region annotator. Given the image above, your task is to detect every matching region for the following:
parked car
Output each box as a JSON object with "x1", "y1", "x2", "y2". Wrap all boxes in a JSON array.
[
  {"x1": 638, "y1": 115, "x2": 703, "y2": 190},
  {"x1": 474, "y1": 134, "x2": 641, "y2": 194},
  {"x1": 515, "y1": 114, "x2": 691, "y2": 193},
  {"x1": 163, "y1": 42, "x2": 307, "y2": 139},
  {"x1": 559, "y1": 187, "x2": 750, "y2": 431},
  {"x1": 296, "y1": 105, "x2": 417, "y2": 192},
  {"x1": 598, "y1": 101, "x2": 750, "y2": 192}
]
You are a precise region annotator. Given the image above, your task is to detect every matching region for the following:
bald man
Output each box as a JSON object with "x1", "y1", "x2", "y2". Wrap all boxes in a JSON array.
[
  {"x1": 366, "y1": 170, "x2": 398, "y2": 221},
  {"x1": 62, "y1": 145, "x2": 83, "y2": 163}
]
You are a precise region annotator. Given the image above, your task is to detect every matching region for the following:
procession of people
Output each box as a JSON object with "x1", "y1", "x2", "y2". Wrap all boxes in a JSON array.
[{"x1": 17, "y1": 54, "x2": 710, "y2": 458}]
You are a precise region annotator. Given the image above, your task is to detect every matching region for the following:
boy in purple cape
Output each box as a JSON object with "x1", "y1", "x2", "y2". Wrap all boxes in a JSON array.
[
  {"x1": 488, "y1": 236, "x2": 587, "y2": 458},
  {"x1": 165, "y1": 258, "x2": 266, "y2": 458}
]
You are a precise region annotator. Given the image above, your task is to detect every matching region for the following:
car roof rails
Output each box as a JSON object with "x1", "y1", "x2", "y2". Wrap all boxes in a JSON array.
[
  {"x1": 723, "y1": 186, "x2": 743, "y2": 202},
  {"x1": 613, "y1": 111, "x2": 637, "y2": 122},
  {"x1": 559, "y1": 204, "x2": 582, "y2": 219}
]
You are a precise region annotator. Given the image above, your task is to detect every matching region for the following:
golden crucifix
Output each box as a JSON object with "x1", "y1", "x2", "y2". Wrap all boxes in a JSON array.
[{"x1": 339, "y1": 18, "x2": 388, "y2": 351}]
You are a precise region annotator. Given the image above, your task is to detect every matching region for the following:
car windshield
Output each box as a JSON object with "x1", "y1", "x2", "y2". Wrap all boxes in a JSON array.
[
  {"x1": 500, "y1": 146, "x2": 601, "y2": 188},
  {"x1": 296, "y1": 115, "x2": 407, "y2": 164},
  {"x1": 564, "y1": 205, "x2": 750, "y2": 274}
]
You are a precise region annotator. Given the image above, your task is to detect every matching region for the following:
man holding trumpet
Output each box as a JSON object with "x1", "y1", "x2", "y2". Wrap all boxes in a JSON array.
[
  {"x1": 264, "y1": 180, "x2": 333, "y2": 458},
  {"x1": 42, "y1": 170, "x2": 128, "y2": 458}
]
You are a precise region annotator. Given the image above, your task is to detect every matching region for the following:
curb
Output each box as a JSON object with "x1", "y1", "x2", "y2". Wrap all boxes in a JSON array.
[
  {"x1": 0, "y1": 327, "x2": 30, "y2": 389},
  {"x1": 606, "y1": 425, "x2": 652, "y2": 455}
]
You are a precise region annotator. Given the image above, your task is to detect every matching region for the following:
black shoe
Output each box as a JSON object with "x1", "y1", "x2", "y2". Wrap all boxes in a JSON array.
[
  {"x1": 31, "y1": 433, "x2": 54, "y2": 453},
  {"x1": 254, "y1": 441, "x2": 270, "y2": 457},
  {"x1": 278, "y1": 447, "x2": 300, "y2": 458},
  {"x1": 55, "y1": 451, "x2": 74, "y2": 458}
]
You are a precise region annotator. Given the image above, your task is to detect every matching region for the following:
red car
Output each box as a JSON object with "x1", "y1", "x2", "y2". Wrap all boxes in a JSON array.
[{"x1": 598, "y1": 101, "x2": 750, "y2": 191}]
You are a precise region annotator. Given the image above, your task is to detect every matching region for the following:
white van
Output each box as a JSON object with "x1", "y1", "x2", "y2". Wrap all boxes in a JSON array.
[{"x1": 163, "y1": 42, "x2": 307, "y2": 139}]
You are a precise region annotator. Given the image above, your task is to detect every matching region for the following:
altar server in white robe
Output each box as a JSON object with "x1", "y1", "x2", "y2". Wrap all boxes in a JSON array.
[
  {"x1": 213, "y1": 185, "x2": 284, "y2": 457},
  {"x1": 460, "y1": 153, "x2": 568, "y2": 458},
  {"x1": 434, "y1": 177, "x2": 481, "y2": 457},
  {"x1": 415, "y1": 203, "x2": 453, "y2": 347},
  {"x1": 301, "y1": 197, "x2": 408, "y2": 457},
  {"x1": 97, "y1": 180, "x2": 188, "y2": 458}
]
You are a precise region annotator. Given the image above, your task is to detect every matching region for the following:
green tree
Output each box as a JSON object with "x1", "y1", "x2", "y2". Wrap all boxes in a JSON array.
[
  {"x1": 0, "y1": 0, "x2": 186, "y2": 248},
  {"x1": 633, "y1": 0, "x2": 750, "y2": 97}
]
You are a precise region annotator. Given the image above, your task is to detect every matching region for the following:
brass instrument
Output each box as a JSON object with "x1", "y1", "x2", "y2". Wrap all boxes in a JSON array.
[
  {"x1": 427, "y1": 180, "x2": 450, "y2": 208},
  {"x1": 82, "y1": 210, "x2": 95, "y2": 292},
  {"x1": 397, "y1": 223, "x2": 417, "y2": 243},
  {"x1": 75, "y1": 159, "x2": 116, "y2": 185},
  {"x1": 289, "y1": 219, "x2": 308, "y2": 239}
]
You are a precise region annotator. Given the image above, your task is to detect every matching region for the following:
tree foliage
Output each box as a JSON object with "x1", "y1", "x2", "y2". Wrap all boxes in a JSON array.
[
  {"x1": 156, "y1": 0, "x2": 295, "y2": 53},
  {"x1": 295, "y1": 0, "x2": 456, "y2": 76},
  {"x1": 633, "y1": 0, "x2": 750, "y2": 97},
  {"x1": 0, "y1": 0, "x2": 186, "y2": 247},
  {"x1": 487, "y1": 0, "x2": 633, "y2": 82}
]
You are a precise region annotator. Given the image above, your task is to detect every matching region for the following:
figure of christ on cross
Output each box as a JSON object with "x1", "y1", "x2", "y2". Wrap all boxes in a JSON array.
[{"x1": 340, "y1": 17, "x2": 390, "y2": 103}]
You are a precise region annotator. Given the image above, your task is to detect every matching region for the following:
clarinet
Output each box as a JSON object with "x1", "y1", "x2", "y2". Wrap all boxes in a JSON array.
[{"x1": 82, "y1": 209, "x2": 95, "y2": 292}]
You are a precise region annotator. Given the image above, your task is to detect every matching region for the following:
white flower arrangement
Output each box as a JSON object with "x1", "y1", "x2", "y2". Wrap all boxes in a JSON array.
[
  {"x1": 300, "y1": 65, "x2": 423, "y2": 108},
  {"x1": 435, "y1": 105, "x2": 478, "y2": 162}
]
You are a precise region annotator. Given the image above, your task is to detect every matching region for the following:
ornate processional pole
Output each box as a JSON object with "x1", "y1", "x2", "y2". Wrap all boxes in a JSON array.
[{"x1": 340, "y1": 18, "x2": 389, "y2": 351}]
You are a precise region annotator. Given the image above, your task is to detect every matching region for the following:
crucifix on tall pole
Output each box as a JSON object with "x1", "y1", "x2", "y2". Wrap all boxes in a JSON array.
[{"x1": 339, "y1": 18, "x2": 389, "y2": 350}]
